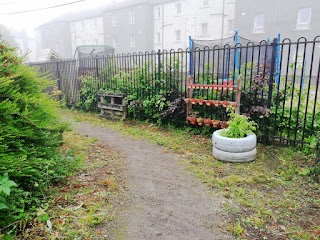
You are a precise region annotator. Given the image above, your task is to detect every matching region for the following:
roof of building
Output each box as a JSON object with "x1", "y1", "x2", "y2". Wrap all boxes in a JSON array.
[{"x1": 37, "y1": 49, "x2": 61, "y2": 61}]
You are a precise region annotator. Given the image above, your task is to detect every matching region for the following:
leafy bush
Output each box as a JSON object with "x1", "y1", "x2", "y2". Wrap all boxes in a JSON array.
[
  {"x1": 78, "y1": 75, "x2": 100, "y2": 111},
  {"x1": 103, "y1": 62, "x2": 185, "y2": 125},
  {"x1": 0, "y1": 38, "x2": 66, "y2": 230},
  {"x1": 221, "y1": 108, "x2": 256, "y2": 138}
]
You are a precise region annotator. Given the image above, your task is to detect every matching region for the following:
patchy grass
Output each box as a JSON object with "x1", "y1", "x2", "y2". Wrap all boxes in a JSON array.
[
  {"x1": 61, "y1": 109, "x2": 320, "y2": 239},
  {"x1": 14, "y1": 129, "x2": 126, "y2": 239}
]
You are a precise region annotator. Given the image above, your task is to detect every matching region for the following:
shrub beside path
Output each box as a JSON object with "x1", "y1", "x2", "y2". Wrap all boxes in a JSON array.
[{"x1": 71, "y1": 120, "x2": 232, "y2": 240}]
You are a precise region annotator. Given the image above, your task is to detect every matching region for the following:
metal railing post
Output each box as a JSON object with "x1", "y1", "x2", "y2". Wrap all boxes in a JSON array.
[{"x1": 267, "y1": 38, "x2": 278, "y2": 108}]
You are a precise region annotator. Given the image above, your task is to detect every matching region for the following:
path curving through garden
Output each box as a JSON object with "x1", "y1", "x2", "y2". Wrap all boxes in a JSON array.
[{"x1": 72, "y1": 120, "x2": 233, "y2": 240}]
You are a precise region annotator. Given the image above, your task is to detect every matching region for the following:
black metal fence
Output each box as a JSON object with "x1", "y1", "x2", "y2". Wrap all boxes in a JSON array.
[{"x1": 29, "y1": 36, "x2": 320, "y2": 149}]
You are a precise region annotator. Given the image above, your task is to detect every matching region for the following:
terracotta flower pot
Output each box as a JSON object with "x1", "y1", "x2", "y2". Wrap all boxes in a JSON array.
[
  {"x1": 204, "y1": 118, "x2": 212, "y2": 127},
  {"x1": 204, "y1": 100, "x2": 212, "y2": 106},
  {"x1": 197, "y1": 118, "x2": 204, "y2": 126},
  {"x1": 213, "y1": 84, "x2": 218, "y2": 90},
  {"x1": 188, "y1": 116, "x2": 197, "y2": 125},
  {"x1": 220, "y1": 121, "x2": 228, "y2": 129},
  {"x1": 231, "y1": 101, "x2": 237, "y2": 107},
  {"x1": 191, "y1": 98, "x2": 197, "y2": 105},
  {"x1": 213, "y1": 100, "x2": 219, "y2": 107},
  {"x1": 198, "y1": 99, "x2": 204, "y2": 105},
  {"x1": 184, "y1": 98, "x2": 191, "y2": 104},
  {"x1": 212, "y1": 120, "x2": 220, "y2": 128},
  {"x1": 222, "y1": 100, "x2": 229, "y2": 108}
]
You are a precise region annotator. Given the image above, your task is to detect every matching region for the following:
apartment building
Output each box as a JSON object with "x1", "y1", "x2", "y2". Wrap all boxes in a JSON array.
[
  {"x1": 37, "y1": 21, "x2": 72, "y2": 59},
  {"x1": 70, "y1": 16, "x2": 104, "y2": 56},
  {"x1": 153, "y1": 0, "x2": 236, "y2": 50},
  {"x1": 234, "y1": 0, "x2": 320, "y2": 41},
  {"x1": 103, "y1": 0, "x2": 154, "y2": 54}
]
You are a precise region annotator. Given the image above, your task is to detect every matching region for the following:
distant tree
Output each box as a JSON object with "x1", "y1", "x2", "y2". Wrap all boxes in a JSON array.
[{"x1": 0, "y1": 24, "x2": 18, "y2": 47}]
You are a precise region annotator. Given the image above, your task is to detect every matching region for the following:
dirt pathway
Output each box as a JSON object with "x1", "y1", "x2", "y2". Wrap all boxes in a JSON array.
[{"x1": 72, "y1": 121, "x2": 232, "y2": 240}]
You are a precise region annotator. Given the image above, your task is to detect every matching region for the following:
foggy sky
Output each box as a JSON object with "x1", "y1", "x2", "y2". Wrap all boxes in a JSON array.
[{"x1": 0, "y1": 0, "x2": 123, "y2": 35}]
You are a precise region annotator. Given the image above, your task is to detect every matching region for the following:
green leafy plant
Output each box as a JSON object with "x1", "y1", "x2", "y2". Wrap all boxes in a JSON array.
[
  {"x1": 78, "y1": 75, "x2": 100, "y2": 111},
  {"x1": 221, "y1": 107, "x2": 257, "y2": 138},
  {"x1": 0, "y1": 173, "x2": 17, "y2": 210},
  {"x1": 0, "y1": 37, "x2": 70, "y2": 232}
]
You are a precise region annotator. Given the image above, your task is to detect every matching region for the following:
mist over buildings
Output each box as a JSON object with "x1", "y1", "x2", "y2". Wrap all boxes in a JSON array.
[{"x1": 0, "y1": 0, "x2": 319, "y2": 62}]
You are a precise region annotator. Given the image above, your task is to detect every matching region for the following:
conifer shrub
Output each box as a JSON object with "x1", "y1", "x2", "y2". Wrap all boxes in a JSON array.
[{"x1": 0, "y1": 38, "x2": 67, "y2": 229}]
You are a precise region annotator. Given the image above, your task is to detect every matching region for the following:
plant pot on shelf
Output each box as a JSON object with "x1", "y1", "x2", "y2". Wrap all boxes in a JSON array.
[
  {"x1": 204, "y1": 118, "x2": 212, "y2": 127},
  {"x1": 213, "y1": 84, "x2": 218, "y2": 90},
  {"x1": 187, "y1": 116, "x2": 197, "y2": 125},
  {"x1": 213, "y1": 100, "x2": 219, "y2": 107},
  {"x1": 197, "y1": 118, "x2": 204, "y2": 126},
  {"x1": 198, "y1": 99, "x2": 204, "y2": 105},
  {"x1": 220, "y1": 121, "x2": 228, "y2": 129},
  {"x1": 204, "y1": 100, "x2": 212, "y2": 106},
  {"x1": 191, "y1": 98, "x2": 197, "y2": 105},
  {"x1": 222, "y1": 100, "x2": 229, "y2": 108},
  {"x1": 184, "y1": 98, "x2": 191, "y2": 104},
  {"x1": 212, "y1": 120, "x2": 220, "y2": 128},
  {"x1": 231, "y1": 101, "x2": 237, "y2": 108}
]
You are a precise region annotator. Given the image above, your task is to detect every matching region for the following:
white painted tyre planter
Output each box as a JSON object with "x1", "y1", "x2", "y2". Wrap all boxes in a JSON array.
[
  {"x1": 212, "y1": 129, "x2": 257, "y2": 162},
  {"x1": 212, "y1": 129, "x2": 257, "y2": 153},
  {"x1": 213, "y1": 146, "x2": 256, "y2": 162}
]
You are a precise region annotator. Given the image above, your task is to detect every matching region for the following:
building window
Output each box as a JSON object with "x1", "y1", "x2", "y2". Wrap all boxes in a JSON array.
[
  {"x1": 112, "y1": 15, "x2": 118, "y2": 26},
  {"x1": 254, "y1": 13, "x2": 264, "y2": 33},
  {"x1": 227, "y1": 19, "x2": 234, "y2": 34},
  {"x1": 201, "y1": 23, "x2": 208, "y2": 36},
  {"x1": 175, "y1": 30, "x2": 181, "y2": 41},
  {"x1": 156, "y1": 7, "x2": 161, "y2": 18},
  {"x1": 202, "y1": 0, "x2": 209, "y2": 6},
  {"x1": 129, "y1": 10, "x2": 135, "y2": 24},
  {"x1": 297, "y1": 8, "x2": 312, "y2": 30},
  {"x1": 157, "y1": 32, "x2": 161, "y2": 43},
  {"x1": 113, "y1": 36, "x2": 118, "y2": 48},
  {"x1": 130, "y1": 34, "x2": 135, "y2": 47},
  {"x1": 175, "y1": 3, "x2": 181, "y2": 15}
]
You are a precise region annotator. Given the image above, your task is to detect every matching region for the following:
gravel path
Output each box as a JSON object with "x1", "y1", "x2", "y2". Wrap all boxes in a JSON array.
[{"x1": 72, "y1": 121, "x2": 232, "y2": 240}]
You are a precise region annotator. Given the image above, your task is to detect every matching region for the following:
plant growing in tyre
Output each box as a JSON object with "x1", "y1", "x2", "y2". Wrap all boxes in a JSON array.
[{"x1": 212, "y1": 107, "x2": 257, "y2": 163}]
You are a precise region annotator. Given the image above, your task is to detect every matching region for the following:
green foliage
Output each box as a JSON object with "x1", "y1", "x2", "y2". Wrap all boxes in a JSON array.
[
  {"x1": 0, "y1": 173, "x2": 17, "y2": 210},
  {"x1": 103, "y1": 61, "x2": 185, "y2": 124},
  {"x1": 240, "y1": 62, "x2": 319, "y2": 151},
  {"x1": 78, "y1": 75, "x2": 100, "y2": 111},
  {"x1": 0, "y1": 38, "x2": 67, "y2": 230},
  {"x1": 221, "y1": 108, "x2": 257, "y2": 138}
]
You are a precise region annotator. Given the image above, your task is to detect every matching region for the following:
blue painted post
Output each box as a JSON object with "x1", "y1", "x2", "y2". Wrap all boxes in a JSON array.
[
  {"x1": 189, "y1": 36, "x2": 193, "y2": 75},
  {"x1": 275, "y1": 33, "x2": 281, "y2": 86},
  {"x1": 234, "y1": 29, "x2": 239, "y2": 82}
]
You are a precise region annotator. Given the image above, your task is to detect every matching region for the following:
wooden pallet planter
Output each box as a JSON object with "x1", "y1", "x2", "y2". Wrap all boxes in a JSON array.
[
  {"x1": 185, "y1": 76, "x2": 241, "y2": 128},
  {"x1": 98, "y1": 92, "x2": 127, "y2": 120}
]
